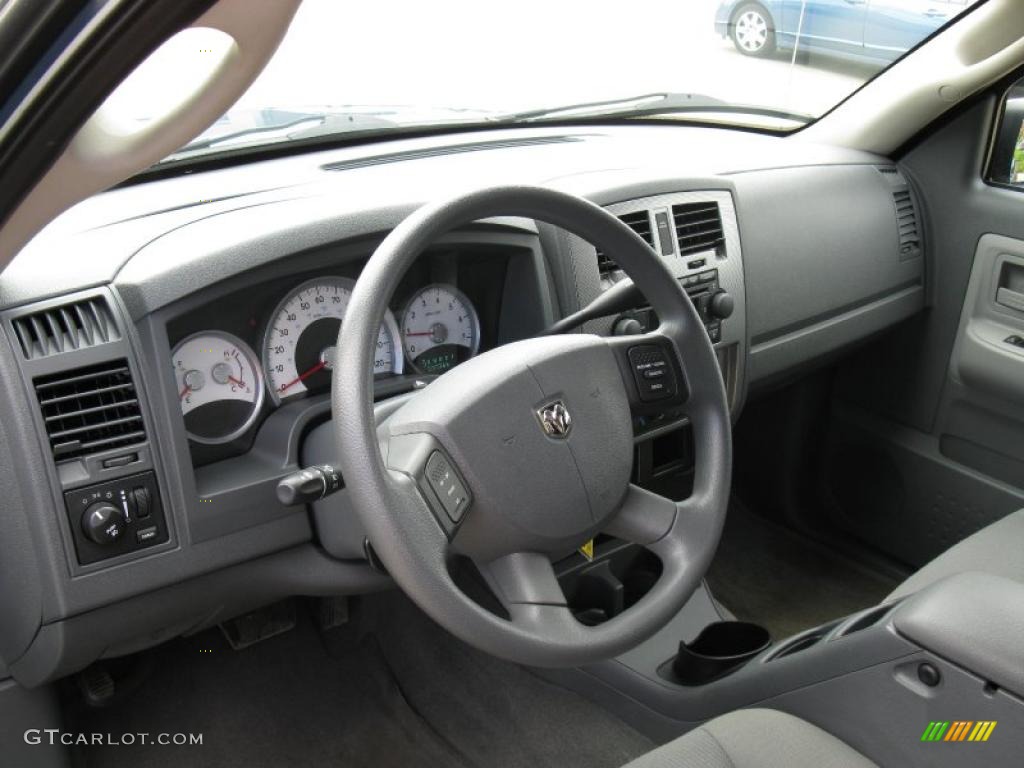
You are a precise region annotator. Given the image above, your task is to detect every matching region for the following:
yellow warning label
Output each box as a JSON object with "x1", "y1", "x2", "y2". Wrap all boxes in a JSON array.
[{"x1": 578, "y1": 539, "x2": 594, "y2": 562}]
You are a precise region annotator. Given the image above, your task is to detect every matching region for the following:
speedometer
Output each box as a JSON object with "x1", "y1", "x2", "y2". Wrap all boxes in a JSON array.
[
  {"x1": 401, "y1": 283, "x2": 480, "y2": 374},
  {"x1": 263, "y1": 276, "x2": 402, "y2": 405}
]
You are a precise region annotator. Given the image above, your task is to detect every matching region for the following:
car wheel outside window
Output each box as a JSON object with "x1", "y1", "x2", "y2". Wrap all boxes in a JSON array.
[{"x1": 731, "y1": 3, "x2": 776, "y2": 58}]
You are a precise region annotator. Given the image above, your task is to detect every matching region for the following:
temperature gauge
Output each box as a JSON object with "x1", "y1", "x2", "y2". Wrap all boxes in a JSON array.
[{"x1": 172, "y1": 331, "x2": 264, "y2": 444}]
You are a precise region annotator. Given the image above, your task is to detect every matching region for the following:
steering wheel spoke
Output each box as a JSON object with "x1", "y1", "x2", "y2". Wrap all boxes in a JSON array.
[
  {"x1": 482, "y1": 551, "x2": 567, "y2": 607},
  {"x1": 480, "y1": 552, "x2": 582, "y2": 634},
  {"x1": 604, "y1": 483, "x2": 679, "y2": 545}
]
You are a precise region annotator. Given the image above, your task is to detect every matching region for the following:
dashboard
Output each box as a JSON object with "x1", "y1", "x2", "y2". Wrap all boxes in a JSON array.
[{"x1": 0, "y1": 124, "x2": 925, "y2": 686}]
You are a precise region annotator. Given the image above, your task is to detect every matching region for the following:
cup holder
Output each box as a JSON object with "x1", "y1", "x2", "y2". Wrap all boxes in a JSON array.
[{"x1": 670, "y1": 621, "x2": 771, "y2": 685}]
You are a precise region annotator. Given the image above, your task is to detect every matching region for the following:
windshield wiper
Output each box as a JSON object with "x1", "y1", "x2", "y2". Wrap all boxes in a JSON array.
[{"x1": 501, "y1": 92, "x2": 812, "y2": 125}]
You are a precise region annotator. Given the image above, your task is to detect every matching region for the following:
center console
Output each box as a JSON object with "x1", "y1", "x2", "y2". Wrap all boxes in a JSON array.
[{"x1": 542, "y1": 571, "x2": 1024, "y2": 767}]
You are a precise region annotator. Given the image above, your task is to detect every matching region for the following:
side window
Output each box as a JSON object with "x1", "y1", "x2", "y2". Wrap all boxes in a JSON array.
[{"x1": 987, "y1": 79, "x2": 1024, "y2": 187}]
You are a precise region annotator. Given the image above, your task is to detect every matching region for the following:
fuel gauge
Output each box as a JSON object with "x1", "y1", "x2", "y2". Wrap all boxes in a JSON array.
[{"x1": 172, "y1": 331, "x2": 264, "y2": 444}]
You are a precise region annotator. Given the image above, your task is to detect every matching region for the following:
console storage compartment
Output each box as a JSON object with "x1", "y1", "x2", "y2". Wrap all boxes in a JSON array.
[{"x1": 893, "y1": 571, "x2": 1024, "y2": 698}]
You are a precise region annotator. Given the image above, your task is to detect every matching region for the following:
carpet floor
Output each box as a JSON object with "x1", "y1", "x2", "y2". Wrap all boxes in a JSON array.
[
  {"x1": 706, "y1": 501, "x2": 899, "y2": 640},
  {"x1": 68, "y1": 591, "x2": 653, "y2": 768}
]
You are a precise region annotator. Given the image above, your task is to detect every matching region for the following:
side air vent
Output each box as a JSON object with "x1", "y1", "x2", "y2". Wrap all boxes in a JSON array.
[
  {"x1": 596, "y1": 211, "x2": 654, "y2": 278},
  {"x1": 893, "y1": 189, "x2": 921, "y2": 259},
  {"x1": 12, "y1": 297, "x2": 120, "y2": 360},
  {"x1": 672, "y1": 202, "x2": 725, "y2": 257},
  {"x1": 34, "y1": 360, "x2": 145, "y2": 462}
]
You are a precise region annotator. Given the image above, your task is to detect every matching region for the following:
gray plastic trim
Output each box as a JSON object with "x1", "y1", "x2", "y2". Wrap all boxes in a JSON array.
[{"x1": 10, "y1": 544, "x2": 389, "y2": 687}]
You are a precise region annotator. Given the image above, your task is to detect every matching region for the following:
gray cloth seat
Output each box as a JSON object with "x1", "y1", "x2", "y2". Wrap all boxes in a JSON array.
[
  {"x1": 887, "y1": 507, "x2": 1024, "y2": 601},
  {"x1": 623, "y1": 709, "x2": 876, "y2": 768}
]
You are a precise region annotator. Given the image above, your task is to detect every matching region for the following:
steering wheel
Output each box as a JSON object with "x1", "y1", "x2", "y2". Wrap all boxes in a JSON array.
[{"x1": 333, "y1": 185, "x2": 731, "y2": 667}]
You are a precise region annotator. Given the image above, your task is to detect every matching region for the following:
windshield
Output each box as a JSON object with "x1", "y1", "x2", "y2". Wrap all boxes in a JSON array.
[{"x1": 144, "y1": 0, "x2": 983, "y2": 163}]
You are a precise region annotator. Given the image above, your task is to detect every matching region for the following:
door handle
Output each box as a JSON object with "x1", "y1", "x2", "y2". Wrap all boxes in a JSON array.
[{"x1": 997, "y1": 287, "x2": 1024, "y2": 313}]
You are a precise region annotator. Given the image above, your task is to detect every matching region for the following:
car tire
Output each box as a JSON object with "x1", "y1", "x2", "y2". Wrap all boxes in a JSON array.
[{"x1": 731, "y1": 4, "x2": 775, "y2": 58}]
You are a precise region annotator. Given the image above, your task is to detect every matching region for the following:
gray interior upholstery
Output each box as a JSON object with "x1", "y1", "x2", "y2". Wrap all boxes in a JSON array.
[
  {"x1": 622, "y1": 709, "x2": 876, "y2": 768},
  {"x1": 887, "y1": 508, "x2": 1024, "y2": 601}
]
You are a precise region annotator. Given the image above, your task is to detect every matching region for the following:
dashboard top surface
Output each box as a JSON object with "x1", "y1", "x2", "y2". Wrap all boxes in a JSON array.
[{"x1": 1, "y1": 123, "x2": 884, "y2": 310}]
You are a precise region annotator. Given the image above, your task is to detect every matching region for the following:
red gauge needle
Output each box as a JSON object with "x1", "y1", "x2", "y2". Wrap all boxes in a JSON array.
[
  {"x1": 179, "y1": 385, "x2": 191, "y2": 400},
  {"x1": 277, "y1": 361, "x2": 326, "y2": 393},
  {"x1": 227, "y1": 375, "x2": 246, "y2": 388},
  {"x1": 405, "y1": 331, "x2": 434, "y2": 337}
]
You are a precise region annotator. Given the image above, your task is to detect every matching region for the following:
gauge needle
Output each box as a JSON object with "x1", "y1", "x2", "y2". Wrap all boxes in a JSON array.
[
  {"x1": 405, "y1": 331, "x2": 435, "y2": 337},
  {"x1": 228, "y1": 375, "x2": 247, "y2": 388},
  {"x1": 278, "y1": 361, "x2": 326, "y2": 393},
  {"x1": 179, "y1": 385, "x2": 191, "y2": 400}
]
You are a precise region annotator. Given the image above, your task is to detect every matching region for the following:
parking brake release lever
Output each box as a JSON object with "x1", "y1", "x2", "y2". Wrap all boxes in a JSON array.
[{"x1": 277, "y1": 464, "x2": 343, "y2": 506}]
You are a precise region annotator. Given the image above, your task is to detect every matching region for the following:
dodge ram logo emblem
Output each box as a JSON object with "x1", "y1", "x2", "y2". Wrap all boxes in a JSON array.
[{"x1": 537, "y1": 400, "x2": 572, "y2": 439}]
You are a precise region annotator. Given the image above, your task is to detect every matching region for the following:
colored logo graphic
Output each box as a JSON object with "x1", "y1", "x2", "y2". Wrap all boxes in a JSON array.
[{"x1": 921, "y1": 721, "x2": 997, "y2": 743}]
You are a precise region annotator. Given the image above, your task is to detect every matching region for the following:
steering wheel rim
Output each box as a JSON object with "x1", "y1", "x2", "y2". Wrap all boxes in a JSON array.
[{"x1": 333, "y1": 185, "x2": 731, "y2": 667}]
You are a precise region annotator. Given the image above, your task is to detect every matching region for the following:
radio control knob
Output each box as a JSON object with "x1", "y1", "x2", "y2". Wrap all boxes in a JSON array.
[
  {"x1": 81, "y1": 502, "x2": 125, "y2": 545},
  {"x1": 708, "y1": 290, "x2": 735, "y2": 320},
  {"x1": 612, "y1": 316, "x2": 645, "y2": 336}
]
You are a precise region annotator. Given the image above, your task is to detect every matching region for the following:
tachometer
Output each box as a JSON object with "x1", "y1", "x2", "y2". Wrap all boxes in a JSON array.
[
  {"x1": 401, "y1": 283, "x2": 480, "y2": 374},
  {"x1": 173, "y1": 331, "x2": 264, "y2": 444},
  {"x1": 263, "y1": 276, "x2": 402, "y2": 404}
]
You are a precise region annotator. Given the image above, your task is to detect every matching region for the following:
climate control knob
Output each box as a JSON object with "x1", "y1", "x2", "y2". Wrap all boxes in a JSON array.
[
  {"x1": 81, "y1": 502, "x2": 125, "y2": 545},
  {"x1": 708, "y1": 290, "x2": 735, "y2": 320}
]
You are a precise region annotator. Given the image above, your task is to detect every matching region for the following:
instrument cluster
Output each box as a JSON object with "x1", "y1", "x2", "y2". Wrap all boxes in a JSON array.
[{"x1": 170, "y1": 274, "x2": 484, "y2": 447}]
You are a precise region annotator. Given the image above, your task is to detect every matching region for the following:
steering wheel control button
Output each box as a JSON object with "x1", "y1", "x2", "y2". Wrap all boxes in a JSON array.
[
  {"x1": 63, "y1": 471, "x2": 168, "y2": 565},
  {"x1": 628, "y1": 345, "x2": 677, "y2": 402},
  {"x1": 424, "y1": 451, "x2": 470, "y2": 523}
]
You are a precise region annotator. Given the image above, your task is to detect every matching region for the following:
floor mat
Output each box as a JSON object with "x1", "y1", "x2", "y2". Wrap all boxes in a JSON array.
[
  {"x1": 69, "y1": 592, "x2": 653, "y2": 768},
  {"x1": 706, "y1": 501, "x2": 899, "y2": 640}
]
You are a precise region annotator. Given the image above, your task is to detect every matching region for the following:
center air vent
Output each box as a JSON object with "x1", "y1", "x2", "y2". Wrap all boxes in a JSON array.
[
  {"x1": 672, "y1": 202, "x2": 724, "y2": 257},
  {"x1": 596, "y1": 211, "x2": 654, "y2": 278},
  {"x1": 893, "y1": 189, "x2": 921, "y2": 259},
  {"x1": 34, "y1": 360, "x2": 145, "y2": 462},
  {"x1": 12, "y1": 297, "x2": 119, "y2": 360}
]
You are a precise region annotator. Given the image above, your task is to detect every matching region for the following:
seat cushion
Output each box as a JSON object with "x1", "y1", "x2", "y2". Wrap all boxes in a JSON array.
[
  {"x1": 623, "y1": 709, "x2": 876, "y2": 768},
  {"x1": 887, "y1": 508, "x2": 1024, "y2": 602}
]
